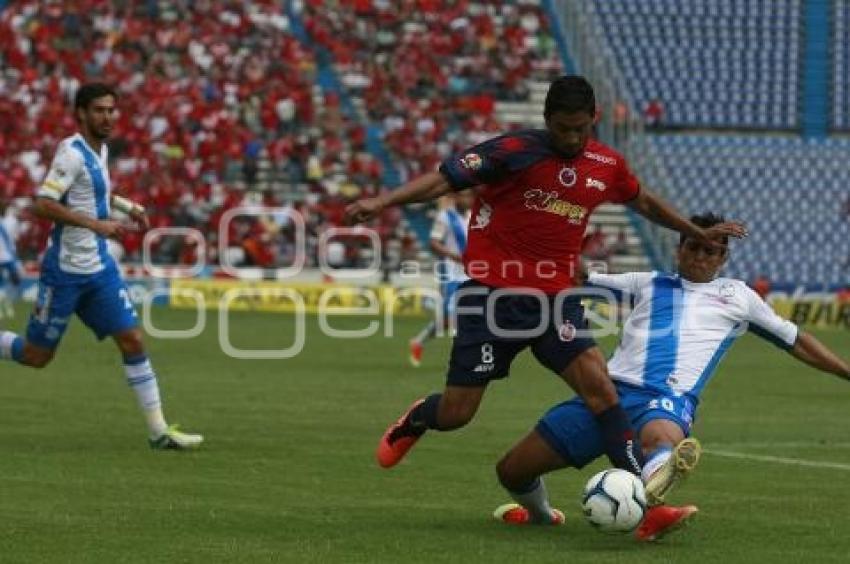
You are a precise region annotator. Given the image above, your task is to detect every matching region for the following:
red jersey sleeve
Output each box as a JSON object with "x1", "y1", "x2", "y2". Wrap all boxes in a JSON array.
[
  {"x1": 438, "y1": 131, "x2": 551, "y2": 190},
  {"x1": 610, "y1": 157, "x2": 641, "y2": 203}
]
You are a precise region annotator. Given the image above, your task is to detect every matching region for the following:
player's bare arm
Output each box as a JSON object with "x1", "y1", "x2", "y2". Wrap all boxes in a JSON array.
[
  {"x1": 344, "y1": 171, "x2": 453, "y2": 224},
  {"x1": 627, "y1": 188, "x2": 748, "y2": 247},
  {"x1": 789, "y1": 331, "x2": 850, "y2": 380},
  {"x1": 32, "y1": 196, "x2": 125, "y2": 239}
]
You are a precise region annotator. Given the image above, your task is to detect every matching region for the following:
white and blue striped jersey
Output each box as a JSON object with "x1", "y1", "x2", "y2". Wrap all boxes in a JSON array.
[
  {"x1": 588, "y1": 271, "x2": 798, "y2": 402},
  {"x1": 37, "y1": 133, "x2": 114, "y2": 276},
  {"x1": 0, "y1": 211, "x2": 18, "y2": 264},
  {"x1": 431, "y1": 207, "x2": 470, "y2": 284}
]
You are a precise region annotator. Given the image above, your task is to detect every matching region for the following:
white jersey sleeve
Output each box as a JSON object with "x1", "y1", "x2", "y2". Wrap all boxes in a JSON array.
[
  {"x1": 430, "y1": 211, "x2": 448, "y2": 242},
  {"x1": 587, "y1": 271, "x2": 655, "y2": 295},
  {"x1": 38, "y1": 142, "x2": 83, "y2": 200},
  {"x1": 743, "y1": 285, "x2": 798, "y2": 350}
]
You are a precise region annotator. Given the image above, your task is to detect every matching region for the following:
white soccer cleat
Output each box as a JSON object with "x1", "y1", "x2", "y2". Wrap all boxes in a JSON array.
[
  {"x1": 149, "y1": 424, "x2": 204, "y2": 450},
  {"x1": 644, "y1": 437, "x2": 702, "y2": 507}
]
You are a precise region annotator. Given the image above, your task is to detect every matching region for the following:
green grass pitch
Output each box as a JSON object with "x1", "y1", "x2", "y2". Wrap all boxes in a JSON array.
[{"x1": 1, "y1": 305, "x2": 848, "y2": 563}]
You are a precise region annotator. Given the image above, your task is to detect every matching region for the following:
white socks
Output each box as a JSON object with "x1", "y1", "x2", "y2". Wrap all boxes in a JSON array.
[
  {"x1": 124, "y1": 356, "x2": 168, "y2": 438},
  {"x1": 510, "y1": 478, "x2": 555, "y2": 523},
  {"x1": 642, "y1": 446, "x2": 673, "y2": 484},
  {"x1": 0, "y1": 330, "x2": 22, "y2": 361}
]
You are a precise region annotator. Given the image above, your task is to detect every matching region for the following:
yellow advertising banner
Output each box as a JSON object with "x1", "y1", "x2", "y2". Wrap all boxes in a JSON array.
[
  {"x1": 169, "y1": 279, "x2": 433, "y2": 316},
  {"x1": 770, "y1": 297, "x2": 850, "y2": 329}
]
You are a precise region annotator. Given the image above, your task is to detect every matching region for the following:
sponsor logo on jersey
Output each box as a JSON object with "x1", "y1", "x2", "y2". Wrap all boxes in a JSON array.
[
  {"x1": 473, "y1": 363, "x2": 494, "y2": 373},
  {"x1": 584, "y1": 151, "x2": 617, "y2": 165},
  {"x1": 586, "y1": 177, "x2": 607, "y2": 191},
  {"x1": 523, "y1": 189, "x2": 587, "y2": 224},
  {"x1": 558, "y1": 167, "x2": 577, "y2": 187},
  {"x1": 460, "y1": 153, "x2": 483, "y2": 170}
]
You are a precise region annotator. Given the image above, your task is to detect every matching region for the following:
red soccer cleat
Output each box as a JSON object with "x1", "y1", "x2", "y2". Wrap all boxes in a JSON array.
[
  {"x1": 376, "y1": 399, "x2": 425, "y2": 468},
  {"x1": 409, "y1": 340, "x2": 423, "y2": 367},
  {"x1": 493, "y1": 503, "x2": 565, "y2": 526},
  {"x1": 635, "y1": 505, "x2": 698, "y2": 542}
]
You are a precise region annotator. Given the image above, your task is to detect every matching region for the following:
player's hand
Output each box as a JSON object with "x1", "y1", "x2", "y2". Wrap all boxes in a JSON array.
[
  {"x1": 129, "y1": 209, "x2": 150, "y2": 230},
  {"x1": 344, "y1": 197, "x2": 385, "y2": 225},
  {"x1": 694, "y1": 221, "x2": 748, "y2": 249},
  {"x1": 93, "y1": 219, "x2": 127, "y2": 239}
]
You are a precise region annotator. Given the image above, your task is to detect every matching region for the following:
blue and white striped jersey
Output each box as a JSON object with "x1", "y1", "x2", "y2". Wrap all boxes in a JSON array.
[
  {"x1": 431, "y1": 207, "x2": 470, "y2": 284},
  {"x1": 0, "y1": 211, "x2": 18, "y2": 264},
  {"x1": 38, "y1": 133, "x2": 114, "y2": 276},
  {"x1": 588, "y1": 271, "x2": 798, "y2": 402}
]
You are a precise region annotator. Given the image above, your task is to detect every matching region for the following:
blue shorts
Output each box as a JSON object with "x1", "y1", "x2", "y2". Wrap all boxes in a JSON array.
[
  {"x1": 445, "y1": 280, "x2": 596, "y2": 387},
  {"x1": 26, "y1": 266, "x2": 139, "y2": 350},
  {"x1": 535, "y1": 382, "x2": 697, "y2": 468}
]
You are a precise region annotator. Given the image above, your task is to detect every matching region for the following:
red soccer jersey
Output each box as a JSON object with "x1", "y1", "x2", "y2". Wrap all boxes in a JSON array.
[{"x1": 439, "y1": 130, "x2": 640, "y2": 294}]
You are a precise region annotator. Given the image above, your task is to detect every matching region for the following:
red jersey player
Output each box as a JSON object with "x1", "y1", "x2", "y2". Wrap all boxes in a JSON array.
[{"x1": 344, "y1": 76, "x2": 746, "y2": 501}]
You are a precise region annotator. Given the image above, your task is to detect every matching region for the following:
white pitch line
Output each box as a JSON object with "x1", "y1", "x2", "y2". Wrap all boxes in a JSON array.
[
  {"x1": 708, "y1": 441, "x2": 850, "y2": 450},
  {"x1": 705, "y1": 449, "x2": 850, "y2": 471}
]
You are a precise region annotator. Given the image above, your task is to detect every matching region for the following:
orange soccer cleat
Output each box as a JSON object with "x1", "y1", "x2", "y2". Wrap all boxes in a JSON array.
[
  {"x1": 409, "y1": 340, "x2": 424, "y2": 367},
  {"x1": 635, "y1": 504, "x2": 698, "y2": 542},
  {"x1": 376, "y1": 398, "x2": 425, "y2": 468},
  {"x1": 493, "y1": 503, "x2": 565, "y2": 526}
]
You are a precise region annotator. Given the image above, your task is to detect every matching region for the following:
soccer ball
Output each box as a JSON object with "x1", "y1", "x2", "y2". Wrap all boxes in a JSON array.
[{"x1": 581, "y1": 469, "x2": 647, "y2": 532}]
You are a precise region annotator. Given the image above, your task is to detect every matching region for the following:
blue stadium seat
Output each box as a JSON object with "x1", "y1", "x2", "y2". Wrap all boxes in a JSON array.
[
  {"x1": 589, "y1": 0, "x2": 802, "y2": 129},
  {"x1": 649, "y1": 134, "x2": 849, "y2": 288}
]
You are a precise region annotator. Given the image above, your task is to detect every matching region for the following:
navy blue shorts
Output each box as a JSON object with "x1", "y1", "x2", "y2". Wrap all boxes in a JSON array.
[
  {"x1": 445, "y1": 280, "x2": 596, "y2": 387},
  {"x1": 535, "y1": 382, "x2": 697, "y2": 468},
  {"x1": 26, "y1": 266, "x2": 139, "y2": 350}
]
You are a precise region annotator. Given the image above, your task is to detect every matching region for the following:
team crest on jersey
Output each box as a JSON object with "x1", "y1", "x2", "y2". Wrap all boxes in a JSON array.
[
  {"x1": 460, "y1": 153, "x2": 483, "y2": 170},
  {"x1": 558, "y1": 321, "x2": 577, "y2": 342},
  {"x1": 558, "y1": 167, "x2": 577, "y2": 187}
]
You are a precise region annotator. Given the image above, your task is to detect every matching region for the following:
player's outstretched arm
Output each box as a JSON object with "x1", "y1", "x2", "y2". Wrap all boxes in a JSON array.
[
  {"x1": 344, "y1": 171, "x2": 453, "y2": 225},
  {"x1": 627, "y1": 188, "x2": 748, "y2": 247},
  {"x1": 32, "y1": 197, "x2": 125, "y2": 239},
  {"x1": 789, "y1": 331, "x2": 850, "y2": 381}
]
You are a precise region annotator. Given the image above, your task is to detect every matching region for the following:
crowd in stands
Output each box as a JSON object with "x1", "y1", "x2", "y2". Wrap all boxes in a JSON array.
[
  {"x1": 0, "y1": 0, "x2": 400, "y2": 271},
  {"x1": 302, "y1": 0, "x2": 563, "y2": 182}
]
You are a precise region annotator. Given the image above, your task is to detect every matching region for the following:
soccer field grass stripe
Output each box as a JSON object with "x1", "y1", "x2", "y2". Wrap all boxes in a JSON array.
[{"x1": 705, "y1": 449, "x2": 850, "y2": 471}]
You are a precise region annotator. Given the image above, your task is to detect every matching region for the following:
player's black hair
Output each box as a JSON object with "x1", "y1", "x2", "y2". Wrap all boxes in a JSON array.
[
  {"x1": 544, "y1": 75, "x2": 596, "y2": 118},
  {"x1": 74, "y1": 83, "x2": 118, "y2": 111},
  {"x1": 680, "y1": 212, "x2": 728, "y2": 246}
]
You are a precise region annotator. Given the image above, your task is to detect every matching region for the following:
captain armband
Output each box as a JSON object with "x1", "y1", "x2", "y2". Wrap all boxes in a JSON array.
[{"x1": 111, "y1": 194, "x2": 145, "y2": 215}]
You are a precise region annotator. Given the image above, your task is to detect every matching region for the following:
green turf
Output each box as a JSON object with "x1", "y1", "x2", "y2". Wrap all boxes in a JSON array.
[{"x1": 1, "y1": 305, "x2": 848, "y2": 563}]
